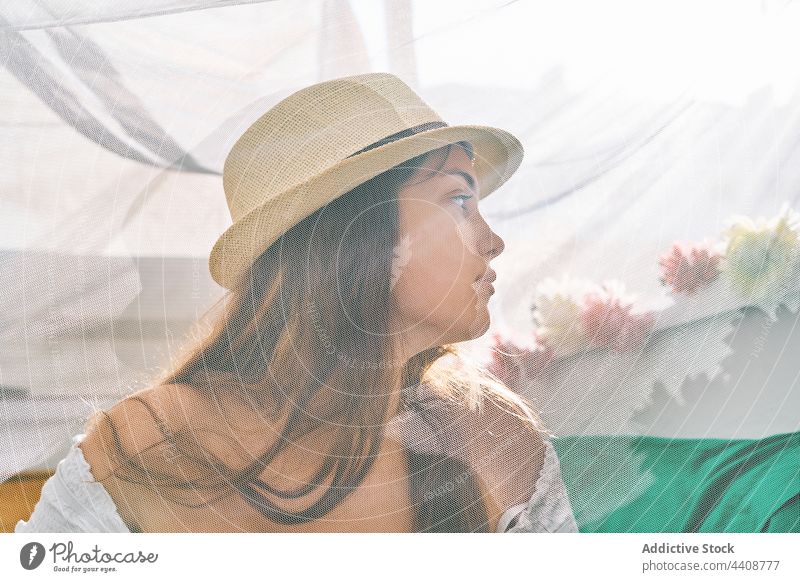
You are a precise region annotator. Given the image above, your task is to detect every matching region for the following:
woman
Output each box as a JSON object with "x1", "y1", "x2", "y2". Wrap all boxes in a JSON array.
[{"x1": 16, "y1": 73, "x2": 578, "y2": 533}]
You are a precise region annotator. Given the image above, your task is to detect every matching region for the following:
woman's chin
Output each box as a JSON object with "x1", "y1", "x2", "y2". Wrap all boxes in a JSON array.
[{"x1": 465, "y1": 308, "x2": 491, "y2": 339}]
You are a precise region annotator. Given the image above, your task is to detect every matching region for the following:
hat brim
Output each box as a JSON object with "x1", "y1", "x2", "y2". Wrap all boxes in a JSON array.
[{"x1": 209, "y1": 123, "x2": 524, "y2": 289}]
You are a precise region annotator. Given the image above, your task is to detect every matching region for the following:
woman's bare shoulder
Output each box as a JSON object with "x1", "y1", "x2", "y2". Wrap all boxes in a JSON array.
[
  {"x1": 77, "y1": 383, "x2": 230, "y2": 529},
  {"x1": 77, "y1": 384, "x2": 418, "y2": 532},
  {"x1": 76, "y1": 386, "x2": 167, "y2": 531},
  {"x1": 80, "y1": 385, "x2": 187, "y2": 457}
]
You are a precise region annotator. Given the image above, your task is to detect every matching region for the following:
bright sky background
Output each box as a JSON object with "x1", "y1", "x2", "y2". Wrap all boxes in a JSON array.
[{"x1": 351, "y1": 0, "x2": 800, "y2": 107}]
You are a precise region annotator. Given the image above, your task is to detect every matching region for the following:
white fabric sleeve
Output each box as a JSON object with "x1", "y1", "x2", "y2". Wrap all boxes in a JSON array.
[
  {"x1": 497, "y1": 440, "x2": 579, "y2": 533},
  {"x1": 15, "y1": 433, "x2": 132, "y2": 533}
]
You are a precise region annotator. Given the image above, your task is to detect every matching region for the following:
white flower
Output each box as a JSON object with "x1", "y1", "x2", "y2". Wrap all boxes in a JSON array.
[
  {"x1": 531, "y1": 276, "x2": 594, "y2": 355},
  {"x1": 719, "y1": 203, "x2": 800, "y2": 303}
]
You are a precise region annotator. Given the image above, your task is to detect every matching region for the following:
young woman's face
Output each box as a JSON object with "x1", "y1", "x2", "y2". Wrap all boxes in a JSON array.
[{"x1": 390, "y1": 145, "x2": 505, "y2": 360}]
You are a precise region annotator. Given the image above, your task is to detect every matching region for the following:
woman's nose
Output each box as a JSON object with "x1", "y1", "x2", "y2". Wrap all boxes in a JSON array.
[
  {"x1": 487, "y1": 228, "x2": 505, "y2": 259},
  {"x1": 462, "y1": 214, "x2": 505, "y2": 258},
  {"x1": 477, "y1": 220, "x2": 504, "y2": 259}
]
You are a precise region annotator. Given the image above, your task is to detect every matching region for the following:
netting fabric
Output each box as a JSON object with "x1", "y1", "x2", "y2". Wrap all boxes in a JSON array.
[{"x1": 4, "y1": 0, "x2": 800, "y2": 533}]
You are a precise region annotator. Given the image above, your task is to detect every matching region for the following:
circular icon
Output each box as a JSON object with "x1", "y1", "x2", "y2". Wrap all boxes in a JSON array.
[{"x1": 20, "y1": 542, "x2": 46, "y2": 570}]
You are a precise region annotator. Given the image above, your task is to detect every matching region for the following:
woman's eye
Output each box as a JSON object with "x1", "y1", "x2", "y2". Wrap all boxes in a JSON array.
[{"x1": 450, "y1": 192, "x2": 473, "y2": 213}]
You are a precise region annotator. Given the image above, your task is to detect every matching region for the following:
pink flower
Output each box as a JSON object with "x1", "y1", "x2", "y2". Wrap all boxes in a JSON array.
[
  {"x1": 579, "y1": 281, "x2": 656, "y2": 352},
  {"x1": 487, "y1": 332, "x2": 555, "y2": 392},
  {"x1": 658, "y1": 240, "x2": 721, "y2": 295}
]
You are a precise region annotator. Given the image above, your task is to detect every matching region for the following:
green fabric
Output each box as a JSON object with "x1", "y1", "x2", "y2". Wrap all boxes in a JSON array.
[
  {"x1": 551, "y1": 430, "x2": 800, "y2": 533},
  {"x1": 763, "y1": 495, "x2": 799, "y2": 532}
]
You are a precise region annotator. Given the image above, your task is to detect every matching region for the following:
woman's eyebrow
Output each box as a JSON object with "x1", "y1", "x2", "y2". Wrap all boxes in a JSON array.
[{"x1": 441, "y1": 170, "x2": 477, "y2": 192}]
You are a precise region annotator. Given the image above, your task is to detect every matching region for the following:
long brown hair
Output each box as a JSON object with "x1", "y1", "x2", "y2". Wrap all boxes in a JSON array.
[{"x1": 87, "y1": 141, "x2": 550, "y2": 532}]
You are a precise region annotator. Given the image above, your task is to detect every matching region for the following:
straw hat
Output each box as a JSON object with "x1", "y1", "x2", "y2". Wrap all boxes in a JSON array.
[{"x1": 209, "y1": 72, "x2": 524, "y2": 289}]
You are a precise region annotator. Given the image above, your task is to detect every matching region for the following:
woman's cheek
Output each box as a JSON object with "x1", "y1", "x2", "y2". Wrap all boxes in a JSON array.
[{"x1": 454, "y1": 219, "x2": 482, "y2": 256}]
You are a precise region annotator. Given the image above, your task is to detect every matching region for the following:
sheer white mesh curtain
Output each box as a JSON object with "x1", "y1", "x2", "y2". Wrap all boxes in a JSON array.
[{"x1": 2, "y1": 0, "x2": 799, "y2": 532}]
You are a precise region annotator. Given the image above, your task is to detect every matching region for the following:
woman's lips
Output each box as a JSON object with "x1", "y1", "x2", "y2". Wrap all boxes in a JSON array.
[
  {"x1": 475, "y1": 278, "x2": 495, "y2": 295},
  {"x1": 474, "y1": 269, "x2": 496, "y2": 298},
  {"x1": 475, "y1": 269, "x2": 497, "y2": 284}
]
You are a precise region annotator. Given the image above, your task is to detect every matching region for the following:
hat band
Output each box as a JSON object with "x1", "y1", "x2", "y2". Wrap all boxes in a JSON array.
[{"x1": 346, "y1": 121, "x2": 449, "y2": 158}]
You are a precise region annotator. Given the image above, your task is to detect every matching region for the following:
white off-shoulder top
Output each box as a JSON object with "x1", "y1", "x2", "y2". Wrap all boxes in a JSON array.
[
  {"x1": 15, "y1": 433, "x2": 579, "y2": 533},
  {"x1": 15, "y1": 433, "x2": 132, "y2": 533},
  {"x1": 496, "y1": 438, "x2": 579, "y2": 533}
]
